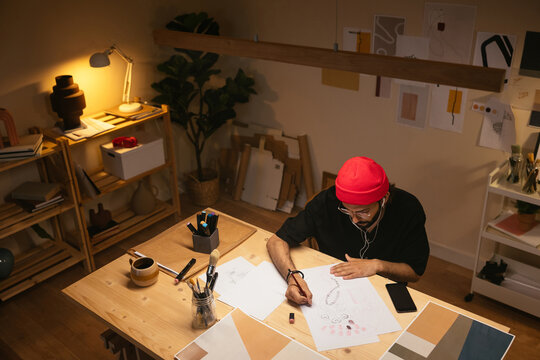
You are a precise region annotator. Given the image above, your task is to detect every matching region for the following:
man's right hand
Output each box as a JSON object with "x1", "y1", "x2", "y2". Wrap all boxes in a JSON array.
[{"x1": 285, "y1": 276, "x2": 312, "y2": 305}]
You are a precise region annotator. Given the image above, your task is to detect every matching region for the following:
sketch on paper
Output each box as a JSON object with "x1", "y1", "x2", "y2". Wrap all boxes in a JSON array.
[
  {"x1": 423, "y1": 3, "x2": 476, "y2": 64},
  {"x1": 301, "y1": 265, "x2": 400, "y2": 352},
  {"x1": 478, "y1": 98, "x2": 516, "y2": 152},
  {"x1": 372, "y1": 15, "x2": 405, "y2": 56},
  {"x1": 199, "y1": 256, "x2": 255, "y2": 295}
]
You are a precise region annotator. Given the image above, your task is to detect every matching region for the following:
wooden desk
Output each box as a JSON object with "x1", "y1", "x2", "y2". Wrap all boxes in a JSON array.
[{"x1": 63, "y1": 211, "x2": 509, "y2": 359}]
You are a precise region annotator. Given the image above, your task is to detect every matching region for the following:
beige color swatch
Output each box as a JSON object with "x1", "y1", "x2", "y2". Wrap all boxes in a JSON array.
[
  {"x1": 407, "y1": 302, "x2": 459, "y2": 344},
  {"x1": 231, "y1": 308, "x2": 290, "y2": 359}
]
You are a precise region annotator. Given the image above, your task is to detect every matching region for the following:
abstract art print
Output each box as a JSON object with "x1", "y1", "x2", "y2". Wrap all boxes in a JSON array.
[{"x1": 380, "y1": 302, "x2": 514, "y2": 360}]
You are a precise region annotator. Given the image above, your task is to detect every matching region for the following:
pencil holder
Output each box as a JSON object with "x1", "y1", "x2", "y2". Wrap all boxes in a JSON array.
[
  {"x1": 192, "y1": 228, "x2": 219, "y2": 254},
  {"x1": 191, "y1": 292, "x2": 217, "y2": 329}
]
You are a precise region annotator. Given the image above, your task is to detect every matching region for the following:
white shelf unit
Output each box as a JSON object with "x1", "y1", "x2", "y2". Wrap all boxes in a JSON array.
[{"x1": 469, "y1": 160, "x2": 540, "y2": 318}]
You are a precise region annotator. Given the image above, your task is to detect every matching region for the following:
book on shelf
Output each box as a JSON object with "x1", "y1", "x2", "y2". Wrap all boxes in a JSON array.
[
  {"x1": 0, "y1": 134, "x2": 43, "y2": 155},
  {"x1": 13, "y1": 194, "x2": 64, "y2": 213},
  {"x1": 488, "y1": 211, "x2": 540, "y2": 248},
  {"x1": 0, "y1": 135, "x2": 44, "y2": 160},
  {"x1": 60, "y1": 118, "x2": 115, "y2": 141},
  {"x1": 11, "y1": 181, "x2": 63, "y2": 202}
]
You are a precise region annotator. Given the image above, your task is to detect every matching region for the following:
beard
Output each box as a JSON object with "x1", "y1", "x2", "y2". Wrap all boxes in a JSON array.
[{"x1": 354, "y1": 202, "x2": 383, "y2": 230}]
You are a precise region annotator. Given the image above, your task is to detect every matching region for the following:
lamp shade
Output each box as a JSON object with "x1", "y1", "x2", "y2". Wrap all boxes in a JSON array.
[{"x1": 89, "y1": 52, "x2": 111, "y2": 68}]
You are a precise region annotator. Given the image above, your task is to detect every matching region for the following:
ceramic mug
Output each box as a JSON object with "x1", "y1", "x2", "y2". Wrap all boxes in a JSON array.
[{"x1": 129, "y1": 257, "x2": 159, "y2": 287}]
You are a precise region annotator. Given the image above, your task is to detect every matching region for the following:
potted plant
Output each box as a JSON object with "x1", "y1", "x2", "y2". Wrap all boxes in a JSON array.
[
  {"x1": 152, "y1": 12, "x2": 256, "y2": 206},
  {"x1": 515, "y1": 200, "x2": 540, "y2": 230}
]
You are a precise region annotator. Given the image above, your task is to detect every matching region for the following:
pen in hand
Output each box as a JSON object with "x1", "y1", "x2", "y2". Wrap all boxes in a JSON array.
[{"x1": 288, "y1": 269, "x2": 307, "y2": 297}]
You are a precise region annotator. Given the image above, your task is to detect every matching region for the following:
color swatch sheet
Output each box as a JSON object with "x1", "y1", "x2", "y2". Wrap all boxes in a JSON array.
[
  {"x1": 380, "y1": 301, "x2": 514, "y2": 360},
  {"x1": 302, "y1": 265, "x2": 401, "y2": 351},
  {"x1": 175, "y1": 308, "x2": 328, "y2": 360}
]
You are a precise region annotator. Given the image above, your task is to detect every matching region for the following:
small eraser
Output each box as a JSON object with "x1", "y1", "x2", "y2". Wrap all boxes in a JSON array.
[{"x1": 289, "y1": 312, "x2": 295, "y2": 324}]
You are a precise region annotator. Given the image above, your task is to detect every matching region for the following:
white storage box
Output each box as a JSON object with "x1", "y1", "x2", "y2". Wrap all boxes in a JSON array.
[{"x1": 100, "y1": 132, "x2": 165, "y2": 180}]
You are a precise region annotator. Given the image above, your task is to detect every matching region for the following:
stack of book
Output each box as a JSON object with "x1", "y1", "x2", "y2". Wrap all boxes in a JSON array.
[
  {"x1": 0, "y1": 134, "x2": 44, "y2": 161},
  {"x1": 10, "y1": 181, "x2": 64, "y2": 213}
]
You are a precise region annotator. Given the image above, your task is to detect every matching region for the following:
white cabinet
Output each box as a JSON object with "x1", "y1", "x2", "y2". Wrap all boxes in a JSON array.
[{"x1": 467, "y1": 160, "x2": 540, "y2": 317}]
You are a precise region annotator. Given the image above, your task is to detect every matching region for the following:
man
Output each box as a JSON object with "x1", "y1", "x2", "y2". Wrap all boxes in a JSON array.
[{"x1": 267, "y1": 156, "x2": 429, "y2": 305}]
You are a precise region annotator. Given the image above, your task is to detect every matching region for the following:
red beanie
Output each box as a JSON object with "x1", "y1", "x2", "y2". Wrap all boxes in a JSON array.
[{"x1": 335, "y1": 157, "x2": 389, "y2": 205}]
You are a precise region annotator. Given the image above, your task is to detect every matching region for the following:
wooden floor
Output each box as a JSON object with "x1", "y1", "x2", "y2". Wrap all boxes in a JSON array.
[{"x1": 0, "y1": 194, "x2": 538, "y2": 359}]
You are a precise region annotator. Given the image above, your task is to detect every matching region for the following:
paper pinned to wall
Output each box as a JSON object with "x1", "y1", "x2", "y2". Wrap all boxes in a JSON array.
[
  {"x1": 478, "y1": 98, "x2": 516, "y2": 152},
  {"x1": 473, "y1": 32, "x2": 517, "y2": 88},
  {"x1": 394, "y1": 35, "x2": 430, "y2": 86},
  {"x1": 373, "y1": 15, "x2": 405, "y2": 98},
  {"x1": 396, "y1": 84, "x2": 429, "y2": 129},
  {"x1": 423, "y1": 3, "x2": 477, "y2": 64},
  {"x1": 428, "y1": 84, "x2": 467, "y2": 133},
  {"x1": 301, "y1": 264, "x2": 401, "y2": 352}
]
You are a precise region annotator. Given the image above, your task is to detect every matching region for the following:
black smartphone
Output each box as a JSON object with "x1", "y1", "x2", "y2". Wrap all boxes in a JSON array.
[{"x1": 385, "y1": 282, "x2": 417, "y2": 313}]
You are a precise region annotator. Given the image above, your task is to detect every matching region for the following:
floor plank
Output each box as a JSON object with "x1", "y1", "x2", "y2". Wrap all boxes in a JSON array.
[{"x1": 0, "y1": 193, "x2": 538, "y2": 359}]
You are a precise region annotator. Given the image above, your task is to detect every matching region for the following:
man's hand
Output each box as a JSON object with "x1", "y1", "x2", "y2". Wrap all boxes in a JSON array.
[
  {"x1": 285, "y1": 276, "x2": 312, "y2": 305},
  {"x1": 330, "y1": 254, "x2": 382, "y2": 279}
]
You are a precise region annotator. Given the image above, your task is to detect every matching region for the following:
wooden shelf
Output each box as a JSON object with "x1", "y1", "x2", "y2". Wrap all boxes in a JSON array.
[
  {"x1": 0, "y1": 200, "x2": 75, "y2": 239},
  {"x1": 90, "y1": 200, "x2": 176, "y2": 254},
  {"x1": 42, "y1": 105, "x2": 167, "y2": 148},
  {"x1": 0, "y1": 239, "x2": 84, "y2": 301},
  {"x1": 81, "y1": 162, "x2": 172, "y2": 204},
  {"x1": 0, "y1": 140, "x2": 59, "y2": 172}
]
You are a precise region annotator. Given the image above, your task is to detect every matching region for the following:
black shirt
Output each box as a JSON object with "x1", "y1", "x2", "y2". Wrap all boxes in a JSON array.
[{"x1": 276, "y1": 186, "x2": 429, "y2": 276}]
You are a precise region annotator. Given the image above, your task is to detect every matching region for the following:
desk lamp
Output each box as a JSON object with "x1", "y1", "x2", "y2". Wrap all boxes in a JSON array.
[{"x1": 89, "y1": 45, "x2": 142, "y2": 113}]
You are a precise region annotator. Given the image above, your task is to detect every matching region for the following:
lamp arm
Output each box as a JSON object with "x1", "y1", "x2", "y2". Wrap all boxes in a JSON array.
[
  {"x1": 122, "y1": 61, "x2": 133, "y2": 103},
  {"x1": 110, "y1": 45, "x2": 133, "y2": 64}
]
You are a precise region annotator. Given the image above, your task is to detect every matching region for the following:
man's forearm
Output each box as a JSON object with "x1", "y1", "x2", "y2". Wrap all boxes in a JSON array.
[
  {"x1": 266, "y1": 234, "x2": 298, "y2": 280},
  {"x1": 376, "y1": 260, "x2": 420, "y2": 283}
]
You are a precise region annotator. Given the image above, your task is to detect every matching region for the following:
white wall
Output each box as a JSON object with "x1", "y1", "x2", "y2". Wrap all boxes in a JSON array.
[{"x1": 1, "y1": 0, "x2": 539, "y2": 267}]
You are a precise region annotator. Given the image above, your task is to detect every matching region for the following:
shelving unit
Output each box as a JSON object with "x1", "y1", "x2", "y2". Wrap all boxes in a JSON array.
[
  {"x1": 44, "y1": 104, "x2": 181, "y2": 270},
  {"x1": 0, "y1": 139, "x2": 90, "y2": 301},
  {"x1": 468, "y1": 160, "x2": 540, "y2": 317}
]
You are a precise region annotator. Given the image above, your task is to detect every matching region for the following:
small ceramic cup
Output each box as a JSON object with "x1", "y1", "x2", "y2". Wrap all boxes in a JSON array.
[{"x1": 129, "y1": 257, "x2": 159, "y2": 287}]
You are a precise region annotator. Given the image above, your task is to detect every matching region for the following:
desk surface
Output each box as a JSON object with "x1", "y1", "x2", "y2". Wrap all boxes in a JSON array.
[{"x1": 63, "y1": 210, "x2": 509, "y2": 359}]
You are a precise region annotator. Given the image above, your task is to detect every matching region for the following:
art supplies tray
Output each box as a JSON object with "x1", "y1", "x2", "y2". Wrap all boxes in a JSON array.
[{"x1": 128, "y1": 208, "x2": 256, "y2": 280}]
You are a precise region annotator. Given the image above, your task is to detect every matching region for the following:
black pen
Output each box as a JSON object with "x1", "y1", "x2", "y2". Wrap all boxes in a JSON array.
[
  {"x1": 209, "y1": 272, "x2": 219, "y2": 291},
  {"x1": 175, "y1": 258, "x2": 196, "y2": 284}
]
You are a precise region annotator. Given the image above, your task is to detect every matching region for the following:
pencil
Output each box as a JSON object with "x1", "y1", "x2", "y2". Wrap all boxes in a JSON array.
[{"x1": 288, "y1": 270, "x2": 307, "y2": 297}]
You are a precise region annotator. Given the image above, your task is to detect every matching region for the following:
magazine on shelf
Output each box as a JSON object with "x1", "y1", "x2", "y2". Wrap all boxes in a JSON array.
[{"x1": 488, "y1": 211, "x2": 540, "y2": 247}]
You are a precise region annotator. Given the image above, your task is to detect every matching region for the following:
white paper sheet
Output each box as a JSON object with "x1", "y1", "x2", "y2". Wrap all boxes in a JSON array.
[
  {"x1": 428, "y1": 84, "x2": 467, "y2": 133},
  {"x1": 473, "y1": 32, "x2": 517, "y2": 88},
  {"x1": 218, "y1": 261, "x2": 287, "y2": 321},
  {"x1": 301, "y1": 265, "x2": 401, "y2": 352},
  {"x1": 423, "y1": 3, "x2": 476, "y2": 64},
  {"x1": 199, "y1": 256, "x2": 255, "y2": 295},
  {"x1": 478, "y1": 98, "x2": 516, "y2": 152}
]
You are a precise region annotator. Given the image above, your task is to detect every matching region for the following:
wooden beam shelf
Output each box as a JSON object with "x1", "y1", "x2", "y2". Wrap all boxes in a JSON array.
[{"x1": 153, "y1": 29, "x2": 505, "y2": 93}]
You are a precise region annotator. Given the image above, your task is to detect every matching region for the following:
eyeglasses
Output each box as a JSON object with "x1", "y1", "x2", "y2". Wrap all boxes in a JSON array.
[{"x1": 337, "y1": 202, "x2": 376, "y2": 219}]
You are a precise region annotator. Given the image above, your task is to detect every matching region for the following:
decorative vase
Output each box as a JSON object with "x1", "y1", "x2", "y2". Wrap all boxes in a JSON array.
[
  {"x1": 0, "y1": 248, "x2": 14, "y2": 279},
  {"x1": 186, "y1": 169, "x2": 220, "y2": 206},
  {"x1": 50, "y1": 75, "x2": 86, "y2": 130},
  {"x1": 131, "y1": 179, "x2": 159, "y2": 215}
]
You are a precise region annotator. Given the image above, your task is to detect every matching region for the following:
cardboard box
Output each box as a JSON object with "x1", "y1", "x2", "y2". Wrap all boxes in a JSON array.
[{"x1": 100, "y1": 132, "x2": 165, "y2": 180}]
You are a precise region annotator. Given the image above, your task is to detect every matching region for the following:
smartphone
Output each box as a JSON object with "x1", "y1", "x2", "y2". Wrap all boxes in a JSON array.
[{"x1": 386, "y1": 282, "x2": 417, "y2": 313}]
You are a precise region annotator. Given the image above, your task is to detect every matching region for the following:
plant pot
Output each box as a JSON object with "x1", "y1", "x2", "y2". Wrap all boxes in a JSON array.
[
  {"x1": 186, "y1": 169, "x2": 220, "y2": 206},
  {"x1": 517, "y1": 213, "x2": 536, "y2": 231}
]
